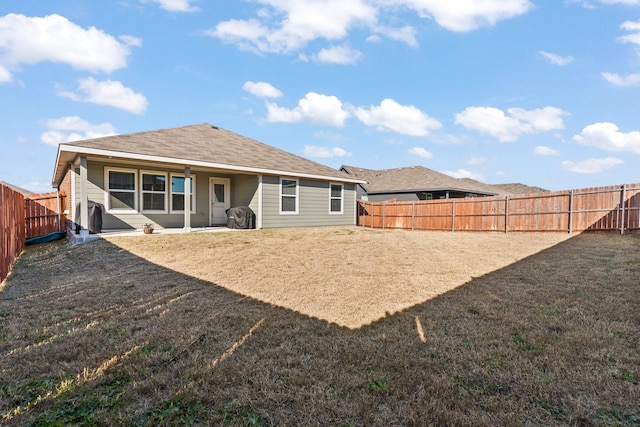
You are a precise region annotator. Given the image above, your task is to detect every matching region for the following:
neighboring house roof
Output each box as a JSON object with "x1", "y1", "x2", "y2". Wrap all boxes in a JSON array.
[
  {"x1": 340, "y1": 165, "x2": 499, "y2": 196},
  {"x1": 458, "y1": 178, "x2": 514, "y2": 196},
  {"x1": 489, "y1": 183, "x2": 548, "y2": 195},
  {"x1": 52, "y1": 123, "x2": 365, "y2": 187},
  {"x1": 0, "y1": 181, "x2": 34, "y2": 195}
]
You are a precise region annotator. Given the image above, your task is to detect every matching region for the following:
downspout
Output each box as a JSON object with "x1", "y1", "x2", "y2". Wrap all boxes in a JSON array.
[
  {"x1": 56, "y1": 190, "x2": 61, "y2": 233},
  {"x1": 184, "y1": 166, "x2": 191, "y2": 232},
  {"x1": 79, "y1": 156, "x2": 89, "y2": 237},
  {"x1": 257, "y1": 175, "x2": 263, "y2": 229}
]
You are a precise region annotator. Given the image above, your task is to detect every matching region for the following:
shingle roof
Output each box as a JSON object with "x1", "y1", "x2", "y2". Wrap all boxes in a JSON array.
[
  {"x1": 0, "y1": 181, "x2": 34, "y2": 195},
  {"x1": 341, "y1": 165, "x2": 499, "y2": 196},
  {"x1": 53, "y1": 123, "x2": 364, "y2": 186},
  {"x1": 489, "y1": 183, "x2": 548, "y2": 195}
]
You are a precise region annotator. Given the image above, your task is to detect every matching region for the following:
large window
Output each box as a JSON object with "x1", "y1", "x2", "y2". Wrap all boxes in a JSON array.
[
  {"x1": 170, "y1": 174, "x2": 195, "y2": 213},
  {"x1": 329, "y1": 183, "x2": 343, "y2": 214},
  {"x1": 105, "y1": 168, "x2": 136, "y2": 212},
  {"x1": 280, "y1": 178, "x2": 298, "y2": 214},
  {"x1": 141, "y1": 171, "x2": 167, "y2": 213}
]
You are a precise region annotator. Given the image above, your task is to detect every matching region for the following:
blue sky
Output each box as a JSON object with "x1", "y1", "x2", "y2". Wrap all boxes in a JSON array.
[{"x1": 1, "y1": 0, "x2": 639, "y2": 193}]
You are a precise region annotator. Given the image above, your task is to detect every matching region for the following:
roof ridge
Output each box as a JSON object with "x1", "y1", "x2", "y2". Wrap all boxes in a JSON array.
[{"x1": 64, "y1": 122, "x2": 212, "y2": 146}]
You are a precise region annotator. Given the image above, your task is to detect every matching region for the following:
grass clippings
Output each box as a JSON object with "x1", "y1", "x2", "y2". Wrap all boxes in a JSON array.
[{"x1": 1, "y1": 226, "x2": 639, "y2": 426}]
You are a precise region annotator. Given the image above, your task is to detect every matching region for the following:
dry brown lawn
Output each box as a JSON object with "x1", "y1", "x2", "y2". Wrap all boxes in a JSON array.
[
  {"x1": 106, "y1": 227, "x2": 574, "y2": 329},
  {"x1": 1, "y1": 226, "x2": 639, "y2": 426}
]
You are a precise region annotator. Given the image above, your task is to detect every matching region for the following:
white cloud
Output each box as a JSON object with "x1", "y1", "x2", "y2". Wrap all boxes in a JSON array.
[
  {"x1": 208, "y1": 1, "x2": 377, "y2": 54},
  {"x1": 372, "y1": 24, "x2": 418, "y2": 47},
  {"x1": 466, "y1": 156, "x2": 486, "y2": 165},
  {"x1": 303, "y1": 145, "x2": 352, "y2": 158},
  {"x1": 243, "y1": 81, "x2": 283, "y2": 98},
  {"x1": 455, "y1": 106, "x2": 569, "y2": 142},
  {"x1": 41, "y1": 116, "x2": 117, "y2": 146},
  {"x1": 539, "y1": 51, "x2": 574, "y2": 66},
  {"x1": 207, "y1": 0, "x2": 532, "y2": 55},
  {"x1": 601, "y1": 72, "x2": 640, "y2": 87},
  {"x1": 600, "y1": 0, "x2": 640, "y2": 5},
  {"x1": 355, "y1": 99, "x2": 442, "y2": 136},
  {"x1": 119, "y1": 35, "x2": 143, "y2": 47},
  {"x1": 313, "y1": 131, "x2": 350, "y2": 143},
  {"x1": 395, "y1": 0, "x2": 534, "y2": 32},
  {"x1": 144, "y1": 0, "x2": 200, "y2": 12},
  {"x1": 314, "y1": 45, "x2": 363, "y2": 65},
  {"x1": 0, "y1": 14, "x2": 134, "y2": 82},
  {"x1": 573, "y1": 122, "x2": 640, "y2": 154},
  {"x1": 620, "y1": 20, "x2": 640, "y2": 45},
  {"x1": 57, "y1": 77, "x2": 148, "y2": 114},
  {"x1": 0, "y1": 65, "x2": 11, "y2": 82},
  {"x1": 561, "y1": 157, "x2": 623, "y2": 173},
  {"x1": 408, "y1": 147, "x2": 433, "y2": 159},
  {"x1": 443, "y1": 169, "x2": 484, "y2": 180},
  {"x1": 266, "y1": 92, "x2": 350, "y2": 127},
  {"x1": 534, "y1": 145, "x2": 561, "y2": 156}
]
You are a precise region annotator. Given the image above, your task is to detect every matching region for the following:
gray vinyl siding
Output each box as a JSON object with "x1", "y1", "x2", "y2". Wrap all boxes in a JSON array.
[
  {"x1": 73, "y1": 159, "x2": 355, "y2": 231},
  {"x1": 261, "y1": 175, "x2": 356, "y2": 228},
  {"x1": 74, "y1": 160, "x2": 251, "y2": 230},
  {"x1": 231, "y1": 174, "x2": 259, "y2": 212}
]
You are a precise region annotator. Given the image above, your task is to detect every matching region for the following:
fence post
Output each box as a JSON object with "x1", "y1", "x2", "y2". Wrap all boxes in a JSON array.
[
  {"x1": 451, "y1": 199, "x2": 455, "y2": 232},
  {"x1": 568, "y1": 190, "x2": 573, "y2": 233},
  {"x1": 56, "y1": 191, "x2": 61, "y2": 233},
  {"x1": 382, "y1": 201, "x2": 385, "y2": 230},
  {"x1": 620, "y1": 184, "x2": 626, "y2": 235},
  {"x1": 411, "y1": 201, "x2": 415, "y2": 231},
  {"x1": 504, "y1": 196, "x2": 509, "y2": 233}
]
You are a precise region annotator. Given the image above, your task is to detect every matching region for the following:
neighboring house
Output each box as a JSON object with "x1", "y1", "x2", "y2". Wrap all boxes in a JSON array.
[
  {"x1": 487, "y1": 182, "x2": 548, "y2": 195},
  {"x1": 340, "y1": 165, "x2": 501, "y2": 202},
  {"x1": 52, "y1": 123, "x2": 366, "y2": 233},
  {"x1": 0, "y1": 181, "x2": 34, "y2": 195}
]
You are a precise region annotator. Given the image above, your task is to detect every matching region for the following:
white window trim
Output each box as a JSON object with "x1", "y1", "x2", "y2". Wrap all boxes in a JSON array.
[
  {"x1": 140, "y1": 170, "x2": 169, "y2": 214},
  {"x1": 329, "y1": 182, "x2": 343, "y2": 214},
  {"x1": 104, "y1": 167, "x2": 137, "y2": 214},
  {"x1": 279, "y1": 177, "x2": 299, "y2": 215},
  {"x1": 170, "y1": 173, "x2": 196, "y2": 214}
]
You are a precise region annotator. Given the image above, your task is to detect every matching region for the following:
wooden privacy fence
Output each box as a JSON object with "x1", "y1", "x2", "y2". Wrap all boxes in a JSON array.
[
  {"x1": 25, "y1": 191, "x2": 66, "y2": 239},
  {"x1": 1, "y1": 183, "x2": 67, "y2": 282},
  {"x1": 1, "y1": 184, "x2": 26, "y2": 282},
  {"x1": 358, "y1": 183, "x2": 640, "y2": 234}
]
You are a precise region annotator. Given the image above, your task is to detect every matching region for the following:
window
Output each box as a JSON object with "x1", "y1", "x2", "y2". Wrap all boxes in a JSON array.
[
  {"x1": 280, "y1": 178, "x2": 298, "y2": 214},
  {"x1": 329, "y1": 183, "x2": 343, "y2": 214},
  {"x1": 141, "y1": 172, "x2": 168, "y2": 213},
  {"x1": 105, "y1": 168, "x2": 137, "y2": 212},
  {"x1": 170, "y1": 174, "x2": 195, "y2": 213}
]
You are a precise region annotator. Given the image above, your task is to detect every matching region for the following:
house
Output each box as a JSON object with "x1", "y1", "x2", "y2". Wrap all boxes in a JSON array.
[
  {"x1": 340, "y1": 165, "x2": 502, "y2": 202},
  {"x1": 52, "y1": 123, "x2": 366, "y2": 235}
]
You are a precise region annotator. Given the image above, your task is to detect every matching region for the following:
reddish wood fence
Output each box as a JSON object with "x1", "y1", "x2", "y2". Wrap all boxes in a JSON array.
[
  {"x1": 358, "y1": 183, "x2": 640, "y2": 234},
  {"x1": 1, "y1": 183, "x2": 67, "y2": 282},
  {"x1": 25, "y1": 192, "x2": 66, "y2": 239},
  {"x1": 1, "y1": 184, "x2": 26, "y2": 282}
]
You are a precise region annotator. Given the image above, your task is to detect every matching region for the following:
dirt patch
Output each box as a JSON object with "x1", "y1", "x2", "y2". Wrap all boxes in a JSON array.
[{"x1": 105, "y1": 227, "x2": 573, "y2": 328}]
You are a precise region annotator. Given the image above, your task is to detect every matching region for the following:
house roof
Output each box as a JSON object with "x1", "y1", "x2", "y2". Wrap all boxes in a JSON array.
[
  {"x1": 0, "y1": 181, "x2": 34, "y2": 195},
  {"x1": 52, "y1": 123, "x2": 365, "y2": 187},
  {"x1": 340, "y1": 165, "x2": 500, "y2": 196},
  {"x1": 489, "y1": 183, "x2": 548, "y2": 195},
  {"x1": 458, "y1": 178, "x2": 514, "y2": 196}
]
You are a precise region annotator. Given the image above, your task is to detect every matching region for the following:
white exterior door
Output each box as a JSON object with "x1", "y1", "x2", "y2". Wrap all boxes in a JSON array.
[{"x1": 210, "y1": 178, "x2": 230, "y2": 225}]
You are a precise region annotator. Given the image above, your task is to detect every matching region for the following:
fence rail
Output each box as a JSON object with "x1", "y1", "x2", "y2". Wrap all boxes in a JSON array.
[{"x1": 358, "y1": 183, "x2": 640, "y2": 234}]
